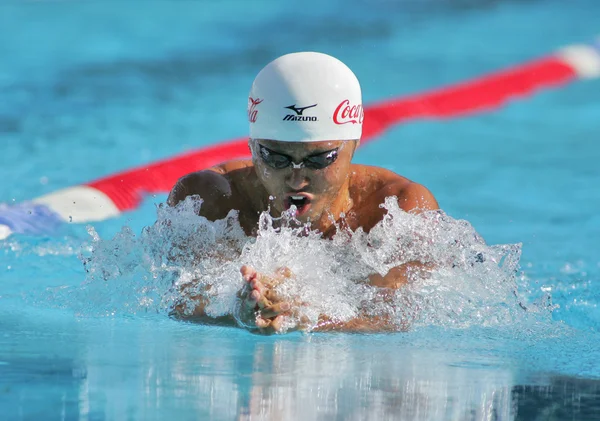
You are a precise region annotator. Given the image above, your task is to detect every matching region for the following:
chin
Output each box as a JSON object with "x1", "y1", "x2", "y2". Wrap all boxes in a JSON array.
[{"x1": 300, "y1": 207, "x2": 325, "y2": 224}]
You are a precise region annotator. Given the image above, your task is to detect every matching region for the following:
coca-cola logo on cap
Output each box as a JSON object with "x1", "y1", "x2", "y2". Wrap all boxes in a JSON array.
[
  {"x1": 333, "y1": 99, "x2": 364, "y2": 125},
  {"x1": 248, "y1": 97, "x2": 263, "y2": 123}
]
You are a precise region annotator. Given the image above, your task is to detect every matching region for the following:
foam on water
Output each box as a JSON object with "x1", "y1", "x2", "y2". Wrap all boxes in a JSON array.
[{"x1": 54, "y1": 196, "x2": 553, "y2": 331}]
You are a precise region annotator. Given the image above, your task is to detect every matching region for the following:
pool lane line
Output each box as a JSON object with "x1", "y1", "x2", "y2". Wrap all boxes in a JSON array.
[{"x1": 1, "y1": 38, "x2": 599, "y2": 240}]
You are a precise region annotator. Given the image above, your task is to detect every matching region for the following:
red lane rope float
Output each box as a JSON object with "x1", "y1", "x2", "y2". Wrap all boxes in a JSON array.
[
  {"x1": 88, "y1": 139, "x2": 250, "y2": 212},
  {"x1": 363, "y1": 56, "x2": 576, "y2": 138},
  {"x1": 0, "y1": 39, "x2": 592, "y2": 240}
]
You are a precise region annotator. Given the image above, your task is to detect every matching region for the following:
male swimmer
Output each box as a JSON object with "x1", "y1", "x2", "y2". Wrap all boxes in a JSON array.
[{"x1": 168, "y1": 52, "x2": 438, "y2": 333}]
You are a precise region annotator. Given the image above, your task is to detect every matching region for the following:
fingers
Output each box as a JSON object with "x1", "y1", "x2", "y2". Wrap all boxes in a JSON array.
[
  {"x1": 263, "y1": 288, "x2": 285, "y2": 304},
  {"x1": 248, "y1": 304, "x2": 291, "y2": 333},
  {"x1": 247, "y1": 289, "x2": 260, "y2": 304},
  {"x1": 260, "y1": 302, "x2": 291, "y2": 319},
  {"x1": 241, "y1": 266, "x2": 281, "y2": 308},
  {"x1": 275, "y1": 266, "x2": 293, "y2": 279},
  {"x1": 270, "y1": 315, "x2": 286, "y2": 332},
  {"x1": 241, "y1": 265, "x2": 276, "y2": 286},
  {"x1": 239, "y1": 265, "x2": 297, "y2": 334},
  {"x1": 244, "y1": 289, "x2": 272, "y2": 312},
  {"x1": 241, "y1": 266, "x2": 270, "y2": 299},
  {"x1": 248, "y1": 278, "x2": 272, "y2": 309},
  {"x1": 240, "y1": 265, "x2": 265, "y2": 305},
  {"x1": 254, "y1": 314, "x2": 287, "y2": 332},
  {"x1": 241, "y1": 265, "x2": 293, "y2": 288},
  {"x1": 255, "y1": 315, "x2": 271, "y2": 329},
  {"x1": 265, "y1": 267, "x2": 293, "y2": 288},
  {"x1": 250, "y1": 277, "x2": 266, "y2": 294},
  {"x1": 240, "y1": 265, "x2": 257, "y2": 282}
]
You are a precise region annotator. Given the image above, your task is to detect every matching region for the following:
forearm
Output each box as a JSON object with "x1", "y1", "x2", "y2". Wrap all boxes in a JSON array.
[
  {"x1": 308, "y1": 266, "x2": 429, "y2": 333},
  {"x1": 171, "y1": 311, "x2": 236, "y2": 326},
  {"x1": 367, "y1": 260, "x2": 433, "y2": 289},
  {"x1": 308, "y1": 285, "x2": 409, "y2": 333},
  {"x1": 310, "y1": 315, "x2": 393, "y2": 333},
  {"x1": 169, "y1": 286, "x2": 237, "y2": 327}
]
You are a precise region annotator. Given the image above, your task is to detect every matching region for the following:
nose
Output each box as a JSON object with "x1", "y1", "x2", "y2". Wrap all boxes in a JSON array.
[{"x1": 285, "y1": 168, "x2": 309, "y2": 190}]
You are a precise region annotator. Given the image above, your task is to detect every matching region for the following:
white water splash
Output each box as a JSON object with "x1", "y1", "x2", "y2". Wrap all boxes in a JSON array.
[{"x1": 66, "y1": 196, "x2": 551, "y2": 330}]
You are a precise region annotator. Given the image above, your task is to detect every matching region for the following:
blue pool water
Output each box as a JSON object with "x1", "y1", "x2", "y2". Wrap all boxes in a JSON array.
[{"x1": 1, "y1": 0, "x2": 600, "y2": 419}]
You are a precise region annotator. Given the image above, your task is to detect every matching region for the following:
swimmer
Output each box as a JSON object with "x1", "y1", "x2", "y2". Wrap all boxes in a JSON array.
[{"x1": 168, "y1": 52, "x2": 438, "y2": 333}]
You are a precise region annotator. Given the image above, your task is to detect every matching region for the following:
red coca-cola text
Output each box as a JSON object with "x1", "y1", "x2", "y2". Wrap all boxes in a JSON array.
[
  {"x1": 248, "y1": 97, "x2": 263, "y2": 123},
  {"x1": 333, "y1": 99, "x2": 364, "y2": 125}
]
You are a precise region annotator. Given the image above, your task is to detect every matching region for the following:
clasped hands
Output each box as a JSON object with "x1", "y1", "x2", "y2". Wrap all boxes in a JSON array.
[{"x1": 236, "y1": 265, "x2": 307, "y2": 333}]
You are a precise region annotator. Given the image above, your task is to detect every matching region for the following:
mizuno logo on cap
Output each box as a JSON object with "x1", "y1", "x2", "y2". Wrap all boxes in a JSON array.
[
  {"x1": 285, "y1": 104, "x2": 317, "y2": 115},
  {"x1": 283, "y1": 104, "x2": 318, "y2": 122}
]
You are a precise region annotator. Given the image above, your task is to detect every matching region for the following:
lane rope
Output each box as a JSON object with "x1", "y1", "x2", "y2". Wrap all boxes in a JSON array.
[{"x1": 2, "y1": 39, "x2": 599, "y2": 239}]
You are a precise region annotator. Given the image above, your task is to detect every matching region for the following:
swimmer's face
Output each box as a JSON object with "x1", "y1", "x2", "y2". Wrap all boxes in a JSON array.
[{"x1": 251, "y1": 139, "x2": 357, "y2": 222}]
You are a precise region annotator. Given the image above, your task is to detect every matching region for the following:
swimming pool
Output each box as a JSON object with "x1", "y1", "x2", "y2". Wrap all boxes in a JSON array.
[{"x1": 1, "y1": 0, "x2": 600, "y2": 419}]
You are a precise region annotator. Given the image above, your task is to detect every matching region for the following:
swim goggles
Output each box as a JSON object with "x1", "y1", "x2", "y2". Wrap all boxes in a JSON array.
[{"x1": 258, "y1": 144, "x2": 339, "y2": 170}]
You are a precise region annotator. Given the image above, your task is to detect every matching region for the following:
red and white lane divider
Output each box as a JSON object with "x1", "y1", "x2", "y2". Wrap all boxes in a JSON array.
[{"x1": 1, "y1": 39, "x2": 599, "y2": 240}]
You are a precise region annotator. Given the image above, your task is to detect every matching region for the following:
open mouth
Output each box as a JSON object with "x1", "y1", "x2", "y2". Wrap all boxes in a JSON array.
[{"x1": 284, "y1": 194, "x2": 312, "y2": 216}]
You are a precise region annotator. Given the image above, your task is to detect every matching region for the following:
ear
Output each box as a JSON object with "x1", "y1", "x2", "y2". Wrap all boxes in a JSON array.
[{"x1": 248, "y1": 138, "x2": 258, "y2": 155}]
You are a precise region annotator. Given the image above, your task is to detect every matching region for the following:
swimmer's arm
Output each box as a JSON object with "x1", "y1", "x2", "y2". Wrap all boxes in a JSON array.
[
  {"x1": 367, "y1": 182, "x2": 439, "y2": 289},
  {"x1": 169, "y1": 285, "x2": 238, "y2": 326},
  {"x1": 309, "y1": 288, "x2": 407, "y2": 333},
  {"x1": 311, "y1": 314, "x2": 400, "y2": 333},
  {"x1": 395, "y1": 181, "x2": 439, "y2": 214},
  {"x1": 171, "y1": 289, "x2": 401, "y2": 333},
  {"x1": 367, "y1": 262, "x2": 434, "y2": 289},
  {"x1": 165, "y1": 168, "x2": 238, "y2": 325}
]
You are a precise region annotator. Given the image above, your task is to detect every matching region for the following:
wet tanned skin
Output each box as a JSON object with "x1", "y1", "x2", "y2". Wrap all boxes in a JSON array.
[
  {"x1": 168, "y1": 139, "x2": 438, "y2": 237},
  {"x1": 167, "y1": 139, "x2": 439, "y2": 333}
]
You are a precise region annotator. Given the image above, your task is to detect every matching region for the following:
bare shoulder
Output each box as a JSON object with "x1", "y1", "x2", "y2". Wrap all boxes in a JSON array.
[
  {"x1": 167, "y1": 160, "x2": 254, "y2": 220},
  {"x1": 394, "y1": 180, "x2": 438, "y2": 213},
  {"x1": 350, "y1": 164, "x2": 439, "y2": 213}
]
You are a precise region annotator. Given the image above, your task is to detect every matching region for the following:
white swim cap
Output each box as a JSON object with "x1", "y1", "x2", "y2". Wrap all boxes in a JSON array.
[{"x1": 248, "y1": 52, "x2": 363, "y2": 142}]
